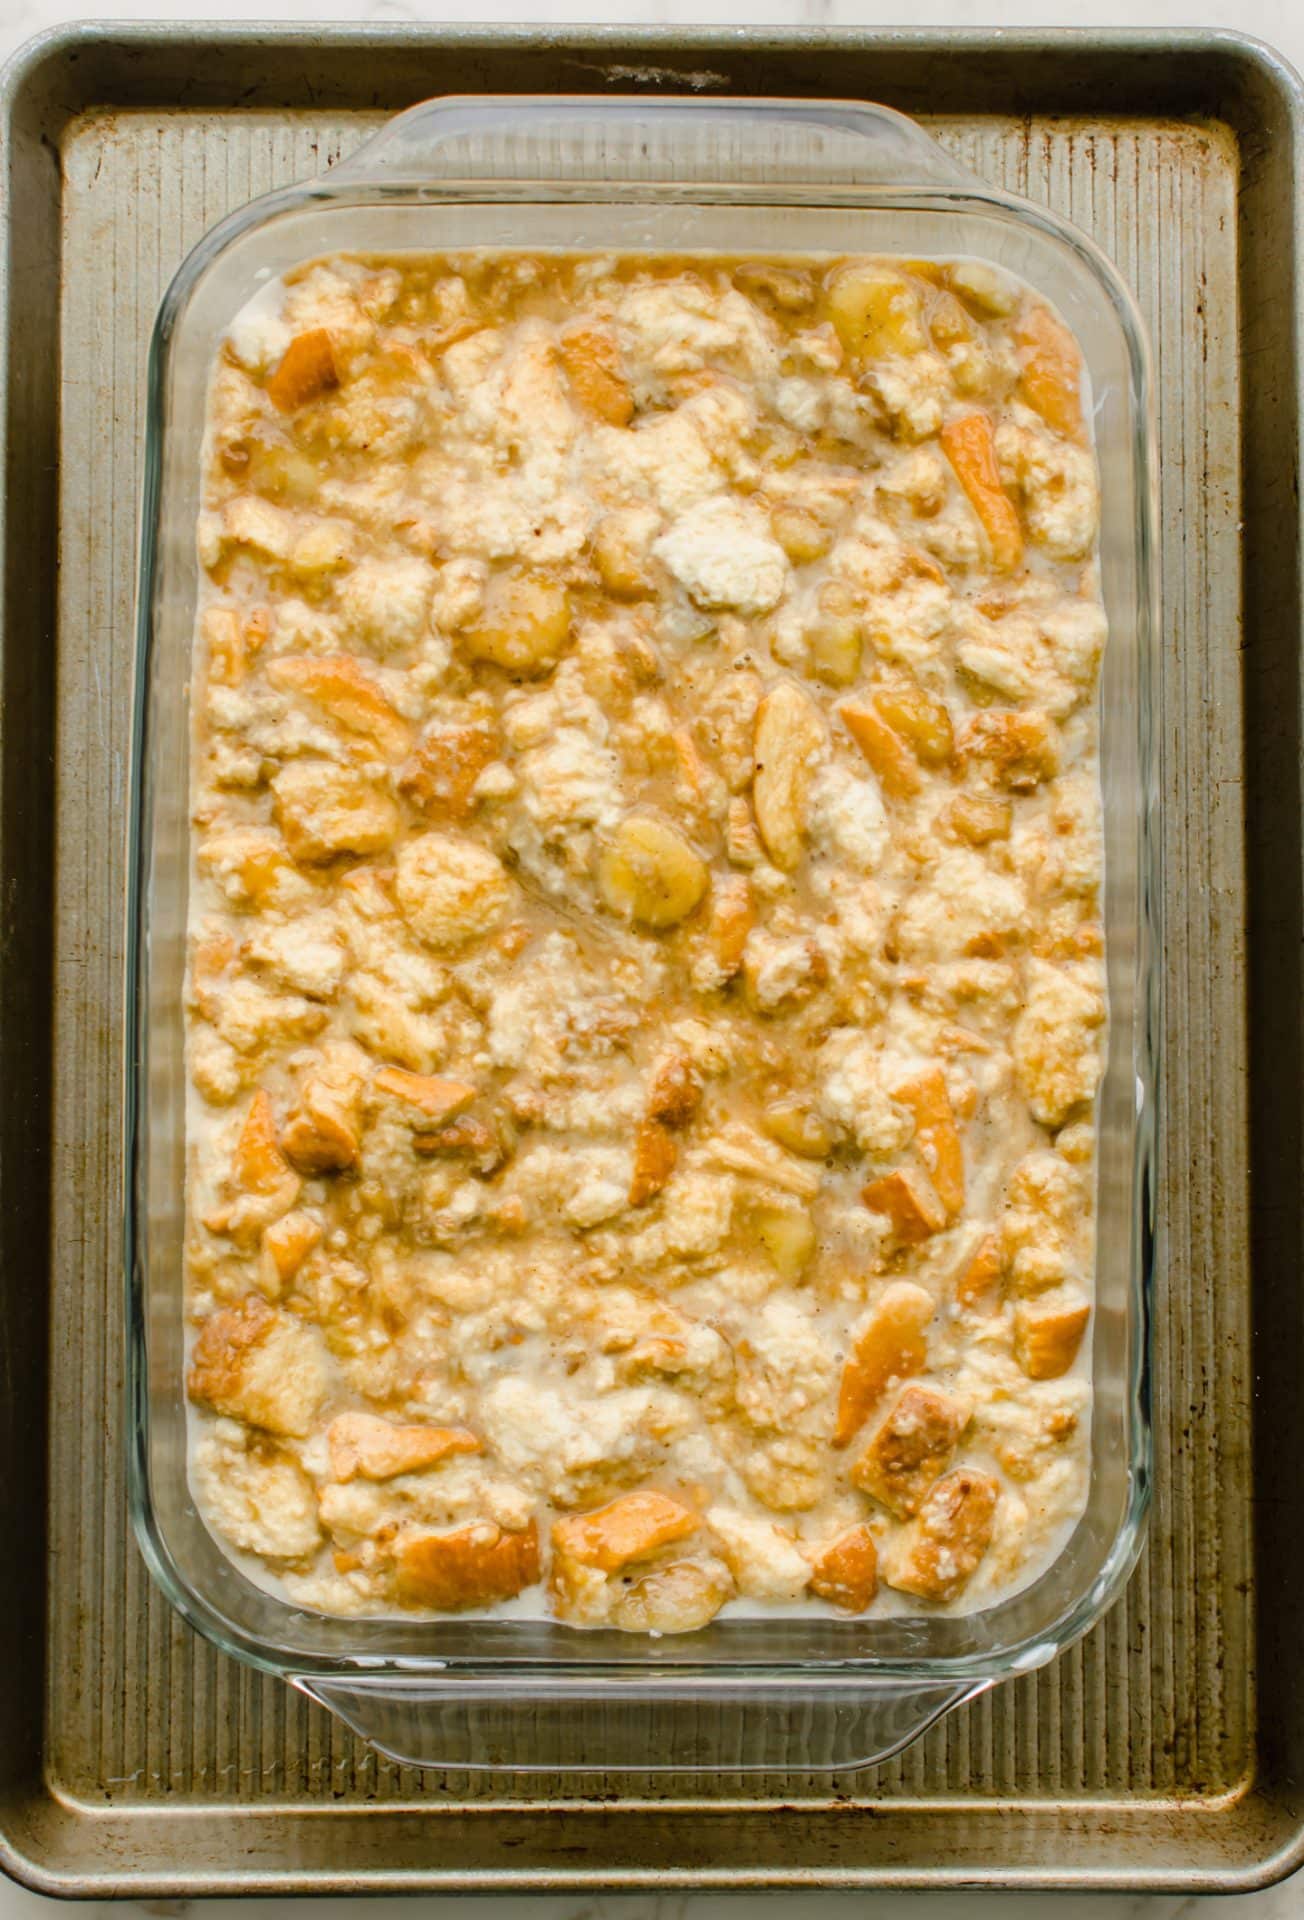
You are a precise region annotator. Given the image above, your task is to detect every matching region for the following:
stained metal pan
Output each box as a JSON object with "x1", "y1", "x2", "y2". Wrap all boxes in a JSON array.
[{"x1": 0, "y1": 21, "x2": 1300, "y2": 1895}]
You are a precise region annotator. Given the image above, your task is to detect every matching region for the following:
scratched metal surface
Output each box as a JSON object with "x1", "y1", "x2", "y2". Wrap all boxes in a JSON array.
[{"x1": 1, "y1": 24, "x2": 1301, "y2": 1895}]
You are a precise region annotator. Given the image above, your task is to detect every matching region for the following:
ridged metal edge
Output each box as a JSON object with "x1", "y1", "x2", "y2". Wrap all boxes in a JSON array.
[{"x1": 1, "y1": 21, "x2": 1302, "y2": 1896}]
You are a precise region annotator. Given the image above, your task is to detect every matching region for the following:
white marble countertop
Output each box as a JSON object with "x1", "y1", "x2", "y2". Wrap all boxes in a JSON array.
[
  {"x1": 0, "y1": 1884, "x2": 1300, "y2": 1920},
  {"x1": 0, "y1": 0, "x2": 1299, "y2": 1913},
  {"x1": 3, "y1": 0, "x2": 1304, "y2": 41},
  {"x1": 0, "y1": 1897, "x2": 1297, "y2": 1920},
  {"x1": 0, "y1": 1897, "x2": 1295, "y2": 1920}
]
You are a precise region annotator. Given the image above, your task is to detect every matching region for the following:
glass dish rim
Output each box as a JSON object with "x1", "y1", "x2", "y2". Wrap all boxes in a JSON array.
[{"x1": 124, "y1": 91, "x2": 1159, "y2": 1691}]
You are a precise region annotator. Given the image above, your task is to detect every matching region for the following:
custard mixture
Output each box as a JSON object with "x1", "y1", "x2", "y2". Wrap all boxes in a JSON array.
[{"x1": 184, "y1": 250, "x2": 1105, "y2": 1629}]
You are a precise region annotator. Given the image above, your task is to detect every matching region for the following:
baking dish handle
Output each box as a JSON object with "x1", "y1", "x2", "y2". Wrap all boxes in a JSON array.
[
  {"x1": 293, "y1": 1672, "x2": 991, "y2": 1773},
  {"x1": 324, "y1": 94, "x2": 976, "y2": 192}
]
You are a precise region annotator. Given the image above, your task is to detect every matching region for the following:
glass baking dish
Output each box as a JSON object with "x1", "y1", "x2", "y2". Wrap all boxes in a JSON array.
[{"x1": 125, "y1": 93, "x2": 1158, "y2": 1773}]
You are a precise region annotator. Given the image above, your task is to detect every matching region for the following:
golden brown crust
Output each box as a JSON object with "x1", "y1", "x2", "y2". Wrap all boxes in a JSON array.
[
  {"x1": 266, "y1": 655, "x2": 412, "y2": 760},
  {"x1": 646, "y1": 1053, "x2": 703, "y2": 1129},
  {"x1": 552, "y1": 1490, "x2": 701, "y2": 1574},
  {"x1": 884, "y1": 1468, "x2": 999, "y2": 1603},
  {"x1": 959, "y1": 710, "x2": 1060, "y2": 792},
  {"x1": 629, "y1": 1119, "x2": 678, "y2": 1207},
  {"x1": 1014, "y1": 1296, "x2": 1091, "y2": 1379},
  {"x1": 834, "y1": 1281, "x2": 934, "y2": 1447},
  {"x1": 894, "y1": 1068, "x2": 965, "y2": 1217},
  {"x1": 808, "y1": 1524, "x2": 879, "y2": 1612},
  {"x1": 850, "y1": 1384, "x2": 971, "y2": 1518},
  {"x1": 265, "y1": 329, "x2": 339, "y2": 412},
  {"x1": 1014, "y1": 304, "x2": 1085, "y2": 443},
  {"x1": 394, "y1": 1520, "x2": 541, "y2": 1610},
  {"x1": 327, "y1": 1412, "x2": 481, "y2": 1483},
  {"x1": 187, "y1": 1296, "x2": 328, "y2": 1438},
  {"x1": 188, "y1": 1295, "x2": 278, "y2": 1411},
  {"x1": 398, "y1": 722, "x2": 498, "y2": 822},
  {"x1": 372, "y1": 1067, "x2": 478, "y2": 1125},
  {"x1": 953, "y1": 1231, "x2": 1004, "y2": 1309},
  {"x1": 940, "y1": 412, "x2": 1023, "y2": 573},
  {"x1": 558, "y1": 323, "x2": 634, "y2": 426},
  {"x1": 261, "y1": 1209, "x2": 323, "y2": 1287},
  {"x1": 280, "y1": 1080, "x2": 359, "y2": 1175},
  {"x1": 839, "y1": 699, "x2": 921, "y2": 798},
  {"x1": 862, "y1": 1169, "x2": 948, "y2": 1245}
]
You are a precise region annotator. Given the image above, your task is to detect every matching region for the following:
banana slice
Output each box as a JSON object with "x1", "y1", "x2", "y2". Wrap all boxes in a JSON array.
[
  {"x1": 825, "y1": 263, "x2": 928, "y2": 360},
  {"x1": 753, "y1": 1200, "x2": 817, "y2": 1279},
  {"x1": 598, "y1": 815, "x2": 709, "y2": 929},
  {"x1": 753, "y1": 682, "x2": 825, "y2": 870},
  {"x1": 462, "y1": 571, "x2": 571, "y2": 675}
]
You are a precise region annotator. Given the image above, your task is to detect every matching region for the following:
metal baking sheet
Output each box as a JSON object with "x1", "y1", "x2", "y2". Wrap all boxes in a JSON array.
[{"x1": 0, "y1": 21, "x2": 1300, "y2": 1896}]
